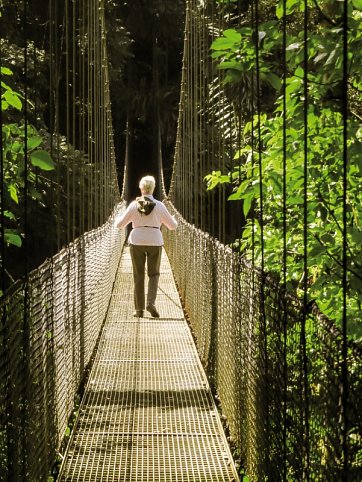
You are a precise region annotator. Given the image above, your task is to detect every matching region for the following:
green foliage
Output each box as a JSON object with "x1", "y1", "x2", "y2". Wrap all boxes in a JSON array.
[
  {"x1": 207, "y1": 0, "x2": 362, "y2": 339},
  {"x1": 1, "y1": 66, "x2": 23, "y2": 111},
  {"x1": 1, "y1": 66, "x2": 55, "y2": 249}
]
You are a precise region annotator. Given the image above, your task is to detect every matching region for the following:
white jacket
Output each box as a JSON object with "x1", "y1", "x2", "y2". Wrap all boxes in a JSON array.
[{"x1": 115, "y1": 196, "x2": 177, "y2": 246}]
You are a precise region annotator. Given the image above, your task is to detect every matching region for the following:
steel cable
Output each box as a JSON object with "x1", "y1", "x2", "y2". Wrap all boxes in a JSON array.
[
  {"x1": 302, "y1": 0, "x2": 311, "y2": 475},
  {"x1": 341, "y1": 0, "x2": 349, "y2": 474}
]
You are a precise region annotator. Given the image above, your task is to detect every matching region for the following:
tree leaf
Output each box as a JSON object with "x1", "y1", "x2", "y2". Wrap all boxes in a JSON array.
[
  {"x1": 27, "y1": 136, "x2": 42, "y2": 150},
  {"x1": 5, "y1": 232, "x2": 22, "y2": 247},
  {"x1": 295, "y1": 66, "x2": 304, "y2": 77},
  {"x1": 211, "y1": 37, "x2": 237, "y2": 51},
  {"x1": 1, "y1": 67, "x2": 13, "y2": 75},
  {"x1": 4, "y1": 210, "x2": 16, "y2": 220},
  {"x1": 228, "y1": 179, "x2": 251, "y2": 200},
  {"x1": 267, "y1": 72, "x2": 281, "y2": 90},
  {"x1": 286, "y1": 42, "x2": 301, "y2": 51},
  {"x1": 243, "y1": 192, "x2": 254, "y2": 217},
  {"x1": 30, "y1": 150, "x2": 55, "y2": 171},
  {"x1": 8, "y1": 184, "x2": 19, "y2": 203},
  {"x1": 4, "y1": 90, "x2": 22, "y2": 111},
  {"x1": 223, "y1": 29, "x2": 241, "y2": 43}
]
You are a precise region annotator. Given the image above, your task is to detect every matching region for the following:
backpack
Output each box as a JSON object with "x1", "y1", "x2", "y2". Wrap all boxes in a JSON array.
[{"x1": 136, "y1": 196, "x2": 156, "y2": 215}]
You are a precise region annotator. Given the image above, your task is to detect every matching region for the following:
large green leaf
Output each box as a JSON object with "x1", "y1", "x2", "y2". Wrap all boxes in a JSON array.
[
  {"x1": 27, "y1": 136, "x2": 43, "y2": 150},
  {"x1": 223, "y1": 29, "x2": 241, "y2": 43},
  {"x1": 243, "y1": 192, "x2": 254, "y2": 217},
  {"x1": 5, "y1": 232, "x2": 22, "y2": 247},
  {"x1": 4, "y1": 90, "x2": 22, "y2": 111},
  {"x1": 30, "y1": 150, "x2": 55, "y2": 171},
  {"x1": 4, "y1": 210, "x2": 16, "y2": 220},
  {"x1": 8, "y1": 184, "x2": 19, "y2": 203},
  {"x1": 266, "y1": 72, "x2": 281, "y2": 90},
  {"x1": 1, "y1": 67, "x2": 13, "y2": 75},
  {"x1": 211, "y1": 36, "x2": 238, "y2": 51}
]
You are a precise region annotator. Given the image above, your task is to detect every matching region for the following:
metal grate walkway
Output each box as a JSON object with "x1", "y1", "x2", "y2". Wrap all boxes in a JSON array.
[{"x1": 58, "y1": 247, "x2": 239, "y2": 482}]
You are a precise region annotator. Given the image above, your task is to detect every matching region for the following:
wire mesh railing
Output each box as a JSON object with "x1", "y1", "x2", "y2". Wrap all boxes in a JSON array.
[
  {"x1": 163, "y1": 201, "x2": 362, "y2": 481},
  {"x1": 0, "y1": 204, "x2": 125, "y2": 482}
]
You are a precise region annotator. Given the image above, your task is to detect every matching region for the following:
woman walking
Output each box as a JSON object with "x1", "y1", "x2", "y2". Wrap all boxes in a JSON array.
[{"x1": 115, "y1": 176, "x2": 177, "y2": 317}]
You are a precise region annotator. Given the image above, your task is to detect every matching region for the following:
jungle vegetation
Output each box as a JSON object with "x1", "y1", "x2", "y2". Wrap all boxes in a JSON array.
[
  {"x1": 0, "y1": 0, "x2": 184, "y2": 287},
  {"x1": 206, "y1": 0, "x2": 362, "y2": 340}
]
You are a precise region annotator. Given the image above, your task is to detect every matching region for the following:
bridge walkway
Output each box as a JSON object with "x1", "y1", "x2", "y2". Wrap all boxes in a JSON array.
[{"x1": 58, "y1": 247, "x2": 239, "y2": 482}]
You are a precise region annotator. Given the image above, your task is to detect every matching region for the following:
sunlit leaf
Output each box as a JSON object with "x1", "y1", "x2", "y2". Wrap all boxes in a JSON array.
[
  {"x1": 5, "y1": 232, "x2": 22, "y2": 247},
  {"x1": 223, "y1": 29, "x2": 241, "y2": 43},
  {"x1": 4, "y1": 210, "x2": 16, "y2": 220},
  {"x1": 286, "y1": 42, "x2": 300, "y2": 51},
  {"x1": 1, "y1": 67, "x2": 13, "y2": 75},
  {"x1": 4, "y1": 90, "x2": 22, "y2": 111},
  {"x1": 27, "y1": 136, "x2": 42, "y2": 150},
  {"x1": 30, "y1": 150, "x2": 55, "y2": 171},
  {"x1": 8, "y1": 184, "x2": 19, "y2": 203},
  {"x1": 243, "y1": 193, "x2": 254, "y2": 217}
]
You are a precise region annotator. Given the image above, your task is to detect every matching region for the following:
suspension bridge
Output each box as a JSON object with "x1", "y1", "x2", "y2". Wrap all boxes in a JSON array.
[{"x1": 0, "y1": 0, "x2": 361, "y2": 481}]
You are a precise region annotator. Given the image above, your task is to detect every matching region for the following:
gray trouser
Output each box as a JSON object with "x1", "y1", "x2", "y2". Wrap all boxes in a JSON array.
[{"x1": 129, "y1": 244, "x2": 162, "y2": 311}]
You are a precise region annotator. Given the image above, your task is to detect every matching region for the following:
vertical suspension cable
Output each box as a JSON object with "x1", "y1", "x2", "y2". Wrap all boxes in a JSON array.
[
  {"x1": 54, "y1": 0, "x2": 61, "y2": 249},
  {"x1": 23, "y1": 0, "x2": 29, "y2": 303},
  {"x1": 101, "y1": 5, "x2": 106, "y2": 220},
  {"x1": 217, "y1": 1, "x2": 223, "y2": 242},
  {"x1": 208, "y1": 0, "x2": 215, "y2": 237},
  {"x1": 282, "y1": 0, "x2": 288, "y2": 478},
  {"x1": 187, "y1": 0, "x2": 192, "y2": 223},
  {"x1": 218, "y1": 3, "x2": 225, "y2": 241},
  {"x1": 302, "y1": 0, "x2": 310, "y2": 476},
  {"x1": 72, "y1": 0, "x2": 76, "y2": 240},
  {"x1": 227, "y1": 0, "x2": 235, "y2": 245},
  {"x1": 183, "y1": 0, "x2": 189, "y2": 220},
  {"x1": 87, "y1": 0, "x2": 92, "y2": 231},
  {"x1": 199, "y1": 2, "x2": 205, "y2": 232},
  {"x1": 193, "y1": 3, "x2": 199, "y2": 227},
  {"x1": 341, "y1": 0, "x2": 349, "y2": 475},
  {"x1": 49, "y1": 0, "x2": 57, "y2": 250},
  {"x1": 188, "y1": 0, "x2": 193, "y2": 224},
  {"x1": 95, "y1": 1, "x2": 100, "y2": 227},
  {"x1": 80, "y1": 0, "x2": 85, "y2": 234},
  {"x1": 0, "y1": 39, "x2": 9, "y2": 477},
  {"x1": 21, "y1": 0, "x2": 30, "y2": 476},
  {"x1": 0, "y1": 40, "x2": 5, "y2": 295},
  {"x1": 250, "y1": 0, "x2": 256, "y2": 280},
  {"x1": 93, "y1": 0, "x2": 98, "y2": 228},
  {"x1": 101, "y1": 5, "x2": 107, "y2": 222},
  {"x1": 65, "y1": 0, "x2": 71, "y2": 244},
  {"x1": 254, "y1": 0, "x2": 269, "y2": 472}
]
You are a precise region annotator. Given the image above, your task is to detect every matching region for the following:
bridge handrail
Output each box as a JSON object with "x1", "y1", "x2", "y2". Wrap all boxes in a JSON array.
[
  {"x1": 163, "y1": 199, "x2": 362, "y2": 481},
  {"x1": 0, "y1": 202, "x2": 126, "y2": 481}
]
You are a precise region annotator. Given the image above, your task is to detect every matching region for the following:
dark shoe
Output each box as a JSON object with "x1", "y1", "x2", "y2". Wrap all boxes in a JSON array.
[
  {"x1": 146, "y1": 304, "x2": 160, "y2": 318},
  {"x1": 133, "y1": 310, "x2": 143, "y2": 317}
]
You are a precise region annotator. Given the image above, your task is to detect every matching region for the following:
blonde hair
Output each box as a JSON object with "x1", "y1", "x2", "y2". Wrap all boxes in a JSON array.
[{"x1": 139, "y1": 175, "x2": 156, "y2": 195}]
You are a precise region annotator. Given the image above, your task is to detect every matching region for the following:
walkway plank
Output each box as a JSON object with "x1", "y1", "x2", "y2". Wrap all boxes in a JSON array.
[{"x1": 58, "y1": 247, "x2": 239, "y2": 482}]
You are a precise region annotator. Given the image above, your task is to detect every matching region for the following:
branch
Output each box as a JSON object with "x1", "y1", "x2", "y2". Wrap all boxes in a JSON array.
[
  {"x1": 317, "y1": 188, "x2": 361, "y2": 267},
  {"x1": 5, "y1": 268, "x2": 15, "y2": 284},
  {"x1": 312, "y1": 0, "x2": 337, "y2": 27},
  {"x1": 348, "y1": 82, "x2": 362, "y2": 95},
  {"x1": 314, "y1": 234, "x2": 362, "y2": 282},
  {"x1": 351, "y1": 109, "x2": 362, "y2": 122}
]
